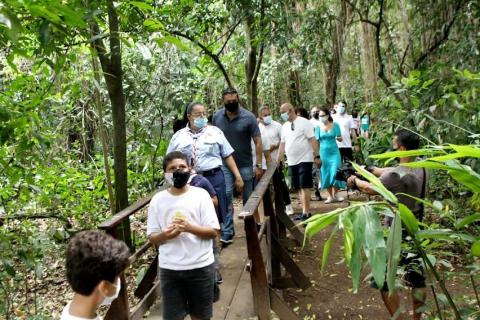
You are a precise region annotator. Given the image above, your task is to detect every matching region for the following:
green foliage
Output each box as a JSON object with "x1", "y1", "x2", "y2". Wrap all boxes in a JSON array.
[{"x1": 305, "y1": 144, "x2": 479, "y2": 318}]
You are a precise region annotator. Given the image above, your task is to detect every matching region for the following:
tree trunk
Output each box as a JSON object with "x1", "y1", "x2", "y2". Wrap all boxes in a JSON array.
[
  {"x1": 89, "y1": 0, "x2": 131, "y2": 247},
  {"x1": 358, "y1": 18, "x2": 378, "y2": 101},
  {"x1": 244, "y1": 14, "x2": 259, "y2": 114},
  {"x1": 90, "y1": 50, "x2": 116, "y2": 215},
  {"x1": 324, "y1": 0, "x2": 351, "y2": 107},
  {"x1": 288, "y1": 69, "x2": 301, "y2": 108}
]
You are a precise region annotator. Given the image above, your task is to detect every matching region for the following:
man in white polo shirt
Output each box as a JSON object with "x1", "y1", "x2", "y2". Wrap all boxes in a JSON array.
[
  {"x1": 258, "y1": 106, "x2": 294, "y2": 215},
  {"x1": 333, "y1": 100, "x2": 360, "y2": 163},
  {"x1": 277, "y1": 103, "x2": 319, "y2": 221}
]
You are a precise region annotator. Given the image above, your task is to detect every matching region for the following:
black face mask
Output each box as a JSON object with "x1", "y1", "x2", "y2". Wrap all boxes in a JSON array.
[
  {"x1": 225, "y1": 101, "x2": 239, "y2": 112},
  {"x1": 313, "y1": 112, "x2": 319, "y2": 120},
  {"x1": 173, "y1": 170, "x2": 190, "y2": 188}
]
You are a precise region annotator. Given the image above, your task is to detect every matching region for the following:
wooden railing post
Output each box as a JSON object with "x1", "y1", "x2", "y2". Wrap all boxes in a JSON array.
[
  {"x1": 263, "y1": 187, "x2": 281, "y2": 283},
  {"x1": 272, "y1": 168, "x2": 305, "y2": 245},
  {"x1": 104, "y1": 226, "x2": 130, "y2": 320},
  {"x1": 244, "y1": 215, "x2": 270, "y2": 320}
]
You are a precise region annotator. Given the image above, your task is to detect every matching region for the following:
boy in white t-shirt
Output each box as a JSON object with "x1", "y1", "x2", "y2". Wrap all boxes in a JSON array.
[
  {"x1": 61, "y1": 230, "x2": 130, "y2": 320},
  {"x1": 147, "y1": 151, "x2": 220, "y2": 320}
]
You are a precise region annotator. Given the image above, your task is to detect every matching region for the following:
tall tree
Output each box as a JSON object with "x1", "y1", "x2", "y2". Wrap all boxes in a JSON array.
[{"x1": 88, "y1": 0, "x2": 128, "y2": 213}]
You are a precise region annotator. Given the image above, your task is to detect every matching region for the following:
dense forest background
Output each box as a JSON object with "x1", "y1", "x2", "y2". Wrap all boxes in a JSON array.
[{"x1": 0, "y1": 0, "x2": 479, "y2": 318}]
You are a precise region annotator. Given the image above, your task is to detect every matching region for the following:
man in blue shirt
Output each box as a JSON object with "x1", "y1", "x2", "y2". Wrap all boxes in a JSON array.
[{"x1": 212, "y1": 88, "x2": 263, "y2": 245}]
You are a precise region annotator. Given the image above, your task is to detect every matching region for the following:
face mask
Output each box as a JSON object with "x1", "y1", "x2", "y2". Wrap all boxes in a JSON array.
[
  {"x1": 263, "y1": 115, "x2": 272, "y2": 125},
  {"x1": 338, "y1": 106, "x2": 346, "y2": 114},
  {"x1": 320, "y1": 116, "x2": 328, "y2": 124},
  {"x1": 280, "y1": 112, "x2": 289, "y2": 122},
  {"x1": 193, "y1": 117, "x2": 208, "y2": 129},
  {"x1": 313, "y1": 112, "x2": 319, "y2": 120},
  {"x1": 165, "y1": 170, "x2": 191, "y2": 188},
  {"x1": 100, "y1": 277, "x2": 121, "y2": 306},
  {"x1": 225, "y1": 101, "x2": 239, "y2": 112}
]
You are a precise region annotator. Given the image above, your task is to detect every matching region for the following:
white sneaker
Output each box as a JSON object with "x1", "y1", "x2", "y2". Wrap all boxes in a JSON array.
[
  {"x1": 286, "y1": 204, "x2": 294, "y2": 215},
  {"x1": 324, "y1": 197, "x2": 334, "y2": 204},
  {"x1": 335, "y1": 195, "x2": 345, "y2": 202}
]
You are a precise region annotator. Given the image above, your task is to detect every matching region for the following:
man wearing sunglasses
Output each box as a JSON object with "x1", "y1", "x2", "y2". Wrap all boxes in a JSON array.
[{"x1": 277, "y1": 103, "x2": 319, "y2": 221}]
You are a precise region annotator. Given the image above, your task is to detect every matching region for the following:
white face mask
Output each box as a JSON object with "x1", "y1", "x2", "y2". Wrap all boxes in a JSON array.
[
  {"x1": 263, "y1": 115, "x2": 272, "y2": 125},
  {"x1": 320, "y1": 115, "x2": 328, "y2": 124},
  {"x1": 100, "y1": 277, "x2": 121, "y2": 306}
]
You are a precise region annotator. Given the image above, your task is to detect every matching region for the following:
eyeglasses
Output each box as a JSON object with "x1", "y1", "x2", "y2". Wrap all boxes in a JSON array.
[{"x1": 291, "y1": 122, "x2": 295, "y2": 131}]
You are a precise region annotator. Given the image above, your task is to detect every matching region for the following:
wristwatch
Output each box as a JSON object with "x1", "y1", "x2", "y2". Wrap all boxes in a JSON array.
[{"x1": 255, "y1": 164, "x2": 262, "y2": 169}]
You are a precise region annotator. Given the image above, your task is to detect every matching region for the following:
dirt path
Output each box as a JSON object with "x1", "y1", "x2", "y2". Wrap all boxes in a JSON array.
[{"x1": 284, "y1": 190, "x2": 391, "y2": 319}]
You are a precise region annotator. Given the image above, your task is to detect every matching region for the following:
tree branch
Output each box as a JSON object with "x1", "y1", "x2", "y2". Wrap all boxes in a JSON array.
[
  {"x1": 252, "y1": 43, "x2": 264, "y2": 82},
  {"x1": 0, "y1": 213, "x2": 72, "y2": 228},
  {"x1": 215, "y1": 18, "x2": 243, "y2": 56},
  {"x1": 170, "y1": 30, "x2": 233, "y2": 87},
  {"x1": 413, "y1": 0, "x2": 466, "y2": 69},
  {"x1": 399, "y1": 41, "x2": 410, "y2": 77},
  {"x1": 373, "y1": 0, "x2": 392, "y2": 88}
]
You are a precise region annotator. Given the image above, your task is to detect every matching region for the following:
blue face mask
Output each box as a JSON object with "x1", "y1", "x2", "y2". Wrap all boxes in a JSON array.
[
  {"x1": 193, "y1": 117, "x2": 208, "y2": 129},
  {"x1": 263, "y1": 115, "x2": 272, "y2": 125},
  {"x1": 280, "y1": 112, "x2": 289, "y2": 122},
  {"x1": 338, "y1": 106, "x2": 346, "y2": 114}
]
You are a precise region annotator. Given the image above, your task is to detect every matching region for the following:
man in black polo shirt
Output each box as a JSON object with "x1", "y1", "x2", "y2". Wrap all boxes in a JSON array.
[{"x1": 212, "y1": 88, "x2": 263, "y2": 245}]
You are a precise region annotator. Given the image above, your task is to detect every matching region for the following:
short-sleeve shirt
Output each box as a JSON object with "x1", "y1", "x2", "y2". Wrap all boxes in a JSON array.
[
  {"x1": 259, "y1": 120, "x2": 282, "y2": 162},
  {"x1": 147, "y1": 186, "x2": 220, "y2": 270},
  {"x1": 380, "y1": 166, "x2": 425, "y2": 218},
  {"x1": 190, "y1": 174, "x2": 216, "y2": 198},
  {"x1": 361, "y1": 115, "x2": 370, "y2": 131},
  {"x1": 167, "y1": 125, "x2": 234, "y2": 172},
  {"x1": 61, "y1": 302, "x2": 100, "y2": 320},
  {"x1": 251, "y1": 135, "x2": 271, "y2": 170},
  {"x1": 309, "y1": 118, "x2": 322, "y2": 138},
  {"x1": 332, "y1": 114, "x2": 354, "y2": 148},
  {"x1": 280, "y1": 116, "x2": 314, "y2": 166},
  {"x1": 212, "y1": 107, "x2": 261, "y2": 168}
]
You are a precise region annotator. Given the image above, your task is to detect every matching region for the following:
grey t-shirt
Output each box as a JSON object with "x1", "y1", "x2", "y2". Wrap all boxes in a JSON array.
[
  {"x1": 380, "y1": 166, "x2": 426, "y2": 218},
  {"x1": 212, "y1": 106, "x2": 261, "y2": 168}
]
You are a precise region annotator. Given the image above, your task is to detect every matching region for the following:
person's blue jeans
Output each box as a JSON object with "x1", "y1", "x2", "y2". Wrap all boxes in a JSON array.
[{"x1": 221, "y1": 165, "x2": 253, "y2": 241}]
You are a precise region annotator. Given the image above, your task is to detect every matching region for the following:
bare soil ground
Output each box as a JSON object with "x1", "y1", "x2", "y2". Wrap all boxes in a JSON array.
[{"x1": 283, "y1": 190, "x2": 479, "y2": 320}]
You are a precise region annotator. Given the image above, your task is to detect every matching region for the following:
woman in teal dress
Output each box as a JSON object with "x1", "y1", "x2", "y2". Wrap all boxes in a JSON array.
[{"x1": 314, "y1": 108, "x2": 346, "y2": 203}]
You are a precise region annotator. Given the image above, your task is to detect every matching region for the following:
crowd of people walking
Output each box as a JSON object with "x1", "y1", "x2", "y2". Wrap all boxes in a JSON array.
[
  {"x1": 60, "y1": 87, "x2": 379, "y2": 320},
  {"x1": 59, "y1": 87, "x2": 429, "y2": 320}
]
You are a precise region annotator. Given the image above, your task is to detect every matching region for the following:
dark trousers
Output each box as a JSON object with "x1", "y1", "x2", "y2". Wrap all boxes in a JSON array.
[
  {"x1": 339, "y1": 147, "x2": 353, "y2": 163},
  {"x1": 203, "y1": 170, "x2": 227, "y2": 225},
  {"x1": 276, "y1": 165, "x2": 291, "y2": 206}
]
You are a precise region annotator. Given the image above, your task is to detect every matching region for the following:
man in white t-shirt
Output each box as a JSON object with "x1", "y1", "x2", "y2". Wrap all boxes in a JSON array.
[
  {"x1": 258, "y1": 106, "x2": 294, "y2": 215},
  {"x1": 147, "y1": 151, "x2": 220, "y2": 320},
  {"x1": 333, "y1": 101, "x2": 359, "y2": 163},
  {"x1": 277, "y1": 103, "x2": 319, "y2": 221}
]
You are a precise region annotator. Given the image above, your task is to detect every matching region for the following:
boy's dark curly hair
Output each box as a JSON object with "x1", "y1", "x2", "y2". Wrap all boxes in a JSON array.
[{"x1": 66, "y1": 230, "x2": 130, "y2": 295}]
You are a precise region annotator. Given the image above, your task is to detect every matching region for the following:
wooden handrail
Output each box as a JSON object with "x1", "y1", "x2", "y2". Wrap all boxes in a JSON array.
[
  {"x1": 238, "y1": 162, "x2": 278, "y2": 219},
  {"x1": 99, "y1": 186, "x2": 165, "y2": 231}
]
